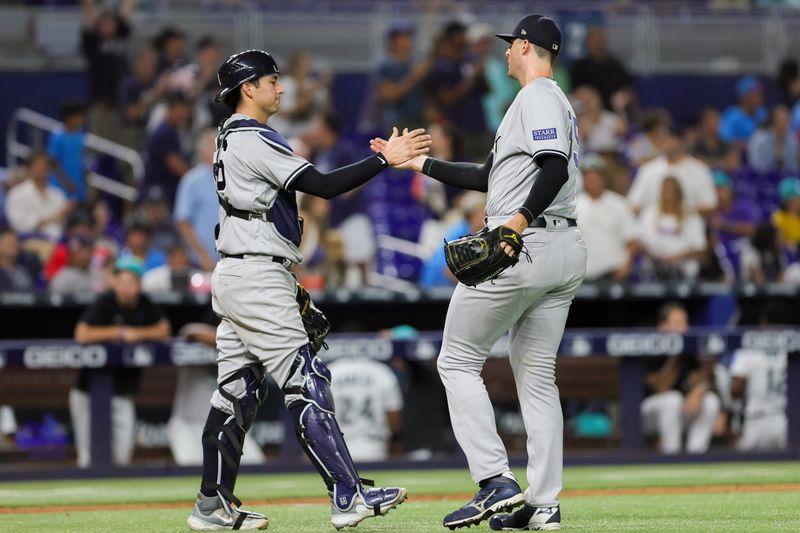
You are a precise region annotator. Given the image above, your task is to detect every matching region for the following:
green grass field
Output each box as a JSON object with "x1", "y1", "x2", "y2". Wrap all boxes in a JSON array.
[{"x1": 1, "y1": 462, "x2": 799, "y2": 532}]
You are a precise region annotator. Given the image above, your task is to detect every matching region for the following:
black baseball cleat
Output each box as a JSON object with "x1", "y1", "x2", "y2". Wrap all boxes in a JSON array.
[
  {"x1": 489, "y1": 504, "x2": 561, "y2": 531},
  {"x1": 442, "y1": 474, "x2": 524, "y2": 530}
]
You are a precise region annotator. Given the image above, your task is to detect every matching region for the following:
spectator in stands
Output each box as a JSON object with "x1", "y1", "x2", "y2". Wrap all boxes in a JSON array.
[
  {"x1": 49, "y1": 235, "x2": 97, "y2": 294},
  {"x1": 776, "y1": 58, "x2": 800, "y2": 108},
  {"x1": 575, "y1": 154, "x2": 637, "y2": 282},
  {"x1": 141, "y1": 91, "x2": 192, "y2": 206},
  {"x1": 641, "y1": 302, "x2": 721, "y2": 454},
  {"x1": 625, "y1": 108, "x2": 670, "y2": 167},
  {"x1": 638, "y1": 177, "x2": 707, "y2": 280},
  {"x1": 80, "y1": 0, "x2": 134, "y2": 141},
  {"x1": 118, "y1": 47, "x2": 169, "y2": 150},
  {"x1": 375, "y1": 21, "x2": 432, "y2": 133},
  {"x1": 572, "y1": 85, "x2": 626, "y2": 154},
  {"x1": 468, "y1": 23, "x2": 518, "y2": 134},
  {"x1": 153, "y1": 26, "x2": 187, "y2": 74},
  {"x1": 142, "y1": 242, "x2": 199, "y2": 293},
  {"x1": 771, "y1": 177, "x2": 800, "y2": 253},
  {"x1": 428, "y1": 20, "x2": 490, "y2": 159},
  {"x1": 690, "y1": 107, "x2": 738, "y2": 171},
  {"x1": 420, "y1": 191, "x2": 485, "y2": 288},
  {"x1": 175, "y1": 130, "x2": 219, "y2": 272},
  {"x1": 739, "y1": 223, "x2": 787, "y2": 284},
  {"x1": 628, "y1": 128, "x2": 717, "y2": 216},
  {"x1": 569, "y1": 26, "x2": 634, "y2": 113},
  {"x1": 5, "y1": 152, "x2": 71, "y2": 241},
  {"x1": 119, "y1": 222, "x2": 166, "y2": 273},
  {"x1": 136, "y1": 188, "x2": 179, "y2": 254},
  {"x1": 0, "y1": 227, "x2": 41, "y2": 292},
  {"x1": 270, "y1": 50, "x2": 331, "y2": 139},
  {"x1": 329, "y1": 356, "x2": 404, "y2": 461},
  {"x1": 747, "y1": 105, "x2": 799, "y2": 174},
  {"x1": 411, "y1": 122, "x2": 461, "y2": 217},
  {"x1": 48, "y1": 101, "x2": 88, "y2": 202},
  {"x1": 719, "y1": 76, "x2": 767, "y2": 143},
  {"x1": 307, "y1": 113, "x2": 374, "y2": 287},
  {"x1": 295, "y1": 194, "x2": 330, "y2": 288},
  {"x1": 730, "y1": 301, "x2": 789, "y2": 451},
  {"x1": 71, "y1": 256, "x2": 171, "y2": 467},
  {"x1": 709, "y1": 170, "x2": 759, "y2": 278},
  {"x1": 171, "y1": 35, "x2": 228, "y2": 133}
]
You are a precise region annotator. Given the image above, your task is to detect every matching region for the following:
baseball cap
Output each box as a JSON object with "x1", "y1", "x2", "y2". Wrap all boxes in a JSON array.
[
  {"x1": 736, "y1": 75, "x2": 762, "y2": 98},
  {"x1": 496, "y1": 14, "x2": 561, "y2": 56},
  {"x1": 778, "y1": 177, "x2": 800, "y2": 202},
  {"x1": 580, "y1": 153, "x2": 606, "y2": 172},
  {"x1": 114, "y1": 256, "x2": 144, "y2": 278}
]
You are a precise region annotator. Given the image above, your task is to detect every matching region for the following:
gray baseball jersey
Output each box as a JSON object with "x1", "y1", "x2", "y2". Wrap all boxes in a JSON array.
[
  {"x1": 214, "y1": 113, "x2": 311, "y2": 263},
  {"x1": 485, "y1": 77, "x2": 579, "y2": 219},
  {"x1": 438, "y1": 75, "x2": 587, "y2": 508}
]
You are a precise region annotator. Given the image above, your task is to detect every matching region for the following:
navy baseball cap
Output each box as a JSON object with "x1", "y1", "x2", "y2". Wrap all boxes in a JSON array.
[{"x1": 496, "y1": 14, "x2": 561, "y2": 56}]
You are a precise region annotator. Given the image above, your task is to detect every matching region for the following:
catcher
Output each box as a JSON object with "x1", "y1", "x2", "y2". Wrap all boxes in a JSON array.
[
  {"x1": 371, "y1": 15, "x2": 586, "y2": 531},
  {"x1": 188, "y1": 49, "x2": 430, "y2": 531}
]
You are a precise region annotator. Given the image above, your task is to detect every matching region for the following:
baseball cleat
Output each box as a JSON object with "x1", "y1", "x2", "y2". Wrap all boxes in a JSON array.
[
  {"x1": 187, "y1": 492, "x2": 268, "y2": 531},
  {"x1": 330, "y1": 486, "x2": 407, "y2": 530},
  {"x1": 442, "y1": 474, "x2": 524, "y2": 530},
  {"x1": 489, "y1": 504, "x2": 561, "y2": 531}
]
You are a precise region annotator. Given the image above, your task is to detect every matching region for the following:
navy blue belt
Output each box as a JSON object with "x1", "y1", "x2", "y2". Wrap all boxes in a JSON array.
[
  {"x1": 529, "y1": 216, "x2": 577, "y2": 228},
  {"x1": 221, "y1": 253, "x2": 291, "y2": 266}
]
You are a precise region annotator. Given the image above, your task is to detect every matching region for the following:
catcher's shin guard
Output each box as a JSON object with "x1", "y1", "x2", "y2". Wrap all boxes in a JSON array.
[
  {"x1": 284, "y1": 345, "x2": 368, "y2": 511},
  {"x1": 200, "y1": 365, "x2": 268, "y2": 507}
]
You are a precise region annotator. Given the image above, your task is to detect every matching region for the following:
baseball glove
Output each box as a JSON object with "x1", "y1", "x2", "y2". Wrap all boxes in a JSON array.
[
  {"x1": 296, "y1": 283, "x2": 330, "y2": 353},
  {"x1": 444, "y1": 225, "x2": 524, "y2": 287}
]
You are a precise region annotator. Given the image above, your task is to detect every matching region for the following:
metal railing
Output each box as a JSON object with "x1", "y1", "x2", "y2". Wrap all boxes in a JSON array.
[
  {"x1": 1, "y1": 4, "x2": 800, "y2": 75},
  {"x1": 6, "y1": 107, "x2": 143, "y2": 202}
]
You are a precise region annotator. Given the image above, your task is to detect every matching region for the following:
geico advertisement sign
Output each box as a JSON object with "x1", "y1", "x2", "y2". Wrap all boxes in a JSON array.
[
  {"x1": 23, "y1": 345, "x2": 107, "y2": 368},
  {"x1": 322, "y1": 338, "x2": 394, "y2": 360},
  {"x1": 605, "y1": 333, "x2": 684, "y2": 356},
  {"x1": 741, "y1": 329, "x2": 800, "y2": 352},
  {"x1": 171, "y1": 341, "x2": 217, "y2": 365}
]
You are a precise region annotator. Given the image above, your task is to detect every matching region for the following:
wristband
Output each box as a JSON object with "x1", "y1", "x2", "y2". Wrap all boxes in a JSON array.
[{"x1": 517, "y1": 207, "x2": 534, "y2": 224}]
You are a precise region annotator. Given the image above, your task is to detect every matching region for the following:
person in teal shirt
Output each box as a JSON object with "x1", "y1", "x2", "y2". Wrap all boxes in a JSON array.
[
  {"x1": 469, "y1": 24, "x2": 519, "y2": 134},
  {"x1": 719, "y1": 76, "x2": 768, "y2": 143},
  {"x1": 48, "y1": 102, "x2": 88, "y2": 202}
]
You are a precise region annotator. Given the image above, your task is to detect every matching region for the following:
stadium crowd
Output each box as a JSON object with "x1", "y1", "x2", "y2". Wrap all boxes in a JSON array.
[{"x1": 2, "y1": 6, "x2": 800, "y2": 294}]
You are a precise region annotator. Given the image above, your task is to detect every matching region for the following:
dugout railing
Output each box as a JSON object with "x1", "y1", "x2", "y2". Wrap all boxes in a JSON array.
[{"x1": 0, "y1": 327, "x2": 797, "y2": 473}]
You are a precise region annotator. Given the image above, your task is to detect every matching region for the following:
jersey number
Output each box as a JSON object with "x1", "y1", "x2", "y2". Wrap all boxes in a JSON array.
[
  {"x1": 338, "y1": 397, "x2": 375, "y2": 426},
  {"x1": 213, "y1": 160, "x2": 226, "y2": 191}
]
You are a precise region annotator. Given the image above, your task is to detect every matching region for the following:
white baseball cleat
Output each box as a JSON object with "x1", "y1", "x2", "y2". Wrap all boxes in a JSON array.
[
  {"x1": 330, "y1": 486, "x2": 407, "y2": 529},
  {"x1": 489, "y1": 504, "x2": 561, "y2": 531},
  {"x1": 187, "y1": 493, "x2": 268, "y2": 531}
]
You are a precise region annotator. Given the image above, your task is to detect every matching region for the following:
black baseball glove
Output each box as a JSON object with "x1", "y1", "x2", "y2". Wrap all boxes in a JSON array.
[
  {"x1": 444, "y1": 225, "x2": 524, "y2": 287},
  {"x1": 295, "y1": 283, "x2": 330, "y2": 353}
]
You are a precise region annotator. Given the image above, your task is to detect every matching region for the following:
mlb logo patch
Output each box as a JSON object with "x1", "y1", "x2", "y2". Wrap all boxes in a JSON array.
[{"x1": 532, "y1": 128, "x2": 557, "y2": 141}]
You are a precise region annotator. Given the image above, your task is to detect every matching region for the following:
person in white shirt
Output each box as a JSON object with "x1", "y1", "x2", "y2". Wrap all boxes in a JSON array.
[
  {"x1": 639, "y1": 176, "x2": 707, "y2": 280},
  {"x1": 141, "y1": 242, "x2": 200, "y2": 293},
  {"x1": 628, "y1": 129, "x2": 717, "y2": 216},
  {"x1": 572, "y1": 85, "x2": 626, "y2": 153},
  {"x1": 5, "y1": 152, "x2": 71, "y2": 241},
  {"x1": 575, "y1": 154, "x2": 637, "y2": 281},
  {"x1": 729, "y1": 302, "x2": 789, "y2": 452},
  {"x1": 328, "y1": 356, "x2": 403, "y2": 462}
]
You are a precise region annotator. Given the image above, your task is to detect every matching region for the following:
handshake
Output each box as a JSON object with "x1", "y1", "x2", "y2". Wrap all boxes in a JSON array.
[{"x1": 369, "y1": 127, "x2": 431, "y2": 172}]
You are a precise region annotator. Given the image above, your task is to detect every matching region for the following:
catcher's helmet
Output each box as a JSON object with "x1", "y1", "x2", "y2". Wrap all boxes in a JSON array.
[{"x1": 214, "y1": 49, "x2": 280, "y2": 102}]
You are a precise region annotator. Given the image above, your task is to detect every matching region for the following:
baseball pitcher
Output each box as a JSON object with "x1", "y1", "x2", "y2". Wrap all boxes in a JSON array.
[{"x1": 372, "y1": 14, "x2": 585, "y2": 531}]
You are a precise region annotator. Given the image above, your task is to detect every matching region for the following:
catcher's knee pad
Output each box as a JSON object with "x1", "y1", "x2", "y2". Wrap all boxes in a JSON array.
[
  {"x1": 215, "y1": 364, "x2": 269, "y2": 432},
  {"x1": 283, "y1": 345, "x2": 362, "y2": 496}
]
